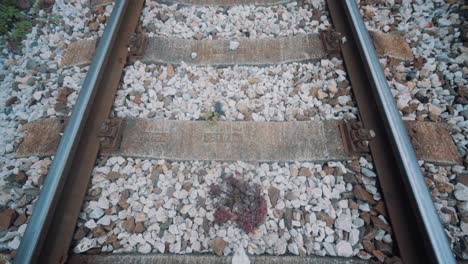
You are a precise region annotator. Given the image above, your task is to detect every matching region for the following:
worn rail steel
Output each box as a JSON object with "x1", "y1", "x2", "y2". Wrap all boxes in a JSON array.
[
  {"x1": 14, "y1": 0, "x2": 145, "y2": 263},
  {"x1": 329, "y1": 0, "x2": 455, "y2": 263}
]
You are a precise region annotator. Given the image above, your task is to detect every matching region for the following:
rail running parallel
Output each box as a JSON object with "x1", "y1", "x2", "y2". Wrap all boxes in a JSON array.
[
  {"x1": 15, "y1": 0, "x2": 145, "y2": 263},
  {"x1": 13, "y1": 0, "x2": 455, "y2": 263},
  {"x1": 328, "y1": 1, "x2": 454, "y2": 263}
]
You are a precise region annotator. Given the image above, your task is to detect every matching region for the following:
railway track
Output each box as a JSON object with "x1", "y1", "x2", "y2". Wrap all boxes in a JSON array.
[{"x1": 3, "y1": 0, "x2": 465, "y2": 263}]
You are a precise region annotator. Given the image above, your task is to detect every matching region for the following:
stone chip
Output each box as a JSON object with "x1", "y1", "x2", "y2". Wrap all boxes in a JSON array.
[
  {"x1": 211, "y1": 238, "x2": 227, "y2": 256},
  {"x1": 268, "y1": 186, "x2": 280, "y2": 207},
  {"x1": 0, "y1": 209, "x2": 17, "y2": 230}
]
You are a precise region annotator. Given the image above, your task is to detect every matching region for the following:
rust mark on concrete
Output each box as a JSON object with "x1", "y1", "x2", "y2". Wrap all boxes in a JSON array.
[
  {"x1": 339, "y1": 121, "x2": 371, "y2": 155},
  {"x1": 405, "y1": 121, "x2": 462, "y2": 165},
  {"x1": 16, "y1": 118, "x2": 64, "y2": 157},
  {"x1": 128, "y1": 33, "x2": 148, "y2": 63},
  {"x1": 141, "y1": 34, "x2": 329, "y2": 66},
  {"x1": 370, "y1": 31, "x2": 414, "y2": 61},
  {"x1": 61, "y1": 39, "x2": 97, "y2": 68},
  {"x1": 98, "y1": 119, "x2": 126, "y2": 152},
  {"x1": 320, "y1": 30, "x2": 342, "y2": 55},
  {"x1": 15, "y1": 119, "x2": 462, "y2": 165}
]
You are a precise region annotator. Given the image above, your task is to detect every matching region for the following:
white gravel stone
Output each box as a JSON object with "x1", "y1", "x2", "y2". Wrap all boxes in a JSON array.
[
  {"x1": 141, "y1": 2, "x2": 330, "y2": 40},
  {"x1": 322, "y1": 242, "x2": 336, "y2": 256},
  {"x1": 349, "y1": 229, "x2": 360, "y2": 246},
  {"x1": 138, "y1": 243, "x2": 152, "y2": 254},
  {"x1": 229, "y1": 41, "x2": 240, "y2": 51},
  {"x1": 335, "y1": 213, "x2": 352, "y2": 232},
  {"x1": 114, "y1": 60, "x2": 357, "y2": 122},
  {"x1": 74, "y1": 238, "x2": 97, "y2": 254},
  {"x1": 97, "y1": 215, "x2": 112, "y2": 226},
  {"x1": 89, "y1": 208, "x2": 105, "y2": 219},
  {"x1": 288, "y1": 243, "x2": 299, "y2": 255},
  {"x1": 73, "y1": 157, "x2": 390, "y2": 258},
  {"x1": 335, "y1": 240, "x2": 353, "y2": 257},
  {"x1": 454, "y1": 183, "x2": 468, "y2": 201},
  {"x1": 361, "y1": 167, "x2": 376, "y2": 177},
  {"x1": 8, "y1": 236, "x2": 21, "y2": 250},
  {"x1": 232, "y1": 246, "x2": 250, "y2": 264}
]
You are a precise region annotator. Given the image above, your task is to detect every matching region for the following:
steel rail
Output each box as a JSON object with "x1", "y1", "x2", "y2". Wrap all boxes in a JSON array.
[
  {"x1": 342, "y1": 1, "x2": 455, "y2": 263},
  {"x1": 14, "y1": 0, "x2": 130, "y2": 263}
]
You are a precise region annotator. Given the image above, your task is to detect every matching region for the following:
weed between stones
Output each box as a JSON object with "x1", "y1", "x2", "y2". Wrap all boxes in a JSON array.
[{"x1": 210, "y1": 175, "x2": 267, "y2": 234}]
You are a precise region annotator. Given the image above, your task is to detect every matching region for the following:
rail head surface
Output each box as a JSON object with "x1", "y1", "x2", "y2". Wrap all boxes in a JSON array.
[
  {"x1": 14, "y1": 0, "x2": 132, "y2": 263},
  {"x1": 339, "y1": 1, "x2": 455, "y2": 263}
]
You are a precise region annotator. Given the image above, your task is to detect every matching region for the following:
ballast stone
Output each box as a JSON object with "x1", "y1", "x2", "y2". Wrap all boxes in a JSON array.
[
  {"x1": 454, "y1": 183, "x2": 468, "y2": 201},
  {"x1": 335, "y1": 240, "x2": 353, "y2": 257}
]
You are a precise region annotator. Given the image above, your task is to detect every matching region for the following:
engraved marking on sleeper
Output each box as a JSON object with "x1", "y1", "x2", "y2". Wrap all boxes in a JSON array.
[
  {"x1": 203, "y1": 132, "x2": 243, "y2": 143},
  {"x1": 147, "y1": 132, "x2": 169, "y2": 143}
]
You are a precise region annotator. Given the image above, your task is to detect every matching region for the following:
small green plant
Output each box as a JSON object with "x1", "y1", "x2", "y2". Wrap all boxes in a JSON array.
[
  {"x1": 37, "y1": 13, "x2": 61, "y2": 26},
  {"x1": 204, "y1": 111, "x2": 220, "y2": 121},
  {"x1": 0, "y1": 0, "x2": 32, "y2": 49},
  {"x1": 204, "y1": 101, "x2": 224, "y2": 121},
  {"x1": 48, "y1": 13, "x2": 62, "y2": 25}
]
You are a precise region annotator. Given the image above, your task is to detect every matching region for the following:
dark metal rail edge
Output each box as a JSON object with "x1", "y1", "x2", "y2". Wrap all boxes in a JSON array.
[
  {"x1": 327, "y1": 0, "x2": 455, "y2": 263},
  {"x1": 14, "y1": 0, "x2": 145, "y2": 263}
]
